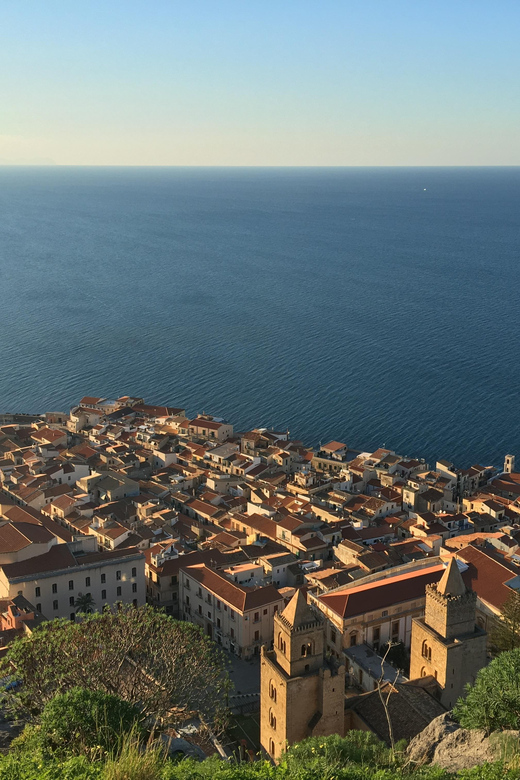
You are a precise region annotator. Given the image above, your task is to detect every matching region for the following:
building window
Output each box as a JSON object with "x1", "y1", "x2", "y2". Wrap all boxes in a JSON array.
[
  {"x1": 224, "y1": 604, "x2": 227, "y2": 611},
  {"x1": 116, "y1": 571, "x2": 121, "y2": 581},
  {"x1": 101, "y1": 573, "x2": 106, "y2": 584},
  {"x1": 263, "y1": 608, "x2": 268, "y2": 615},
  {"x1": 69, "y1": 597, "x2": 75, "y2": 607},
  {"x1": 207, "y1": 611, "x2": 211, "y2": 619},
  {"x1": 350, "y1": 632, "x2": 357, "y2": 647},
  {"x1": 331, "y1": 629, "x2": 336, "y2": 644},
  {"x1": 254, "y1": 630, "x2": 259, "y2": 641},
  {"x1": 132, "y1": 567, "x2": 137, "y2": 577},
  {"x1": 36, "y1": 603, "x2": 41, "y2": 612},
  {"x1": 198, "y1": 605, "x2": 202, "y2": 615},
  {"x1": 217, "y1": 618, "x2": 221, "y2": 628},
  {"x1": 117, "y1": 587, "x2": 122, "y2": 597},
  {"x1": 254, "y1": 611, "x2": 260, "y2": 622},
  {"x1": 85, "y1": 577, "x2": 91, "y2": 587},
  {"x1": 269, "y1": 739, "x2": 275, "y2": 756},
  {"x1": 185, "y1": 595, "x2": 190, "y2": 605},
  {"x1": 132, "y1": 583, "x2": 137, "y2": 593},
  {"x1": 53, "y1": 600, "x2": 58, "y2": 610},
  {"x1": 391, "y1": 621, "x2": 399, "y2": 639},
  {"x1": 230, "y1": 609, "x2": 235, "y2": 620},
  {"x1": 230, "y1": 628, "x2": 235, "y2": 639},
  {"x1": 35, "y1": 587, "x2": 41, "y2": 598},
  {"x1": 102, "y1": 590, "x2": 106, "y2": 600},
  {"x1": 68, "y1": 580, "x2": 74, "y2": 590},
  {"x1": 269, "y1": 681, "x2": 277, "y2": 702},
  {"x1": 52, "y1": 583, "x2": 58, "y2": 594},
  {"x1": 269, "y1": 709, "x2": 276, "y2": 730}
]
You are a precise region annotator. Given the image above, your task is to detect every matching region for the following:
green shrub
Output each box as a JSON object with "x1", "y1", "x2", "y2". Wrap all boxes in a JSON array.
[
  {"x1": 14, "y1": 688, "x2": 143, "y2": 759},
  {"x1": 454, "y1": 649, "x2": 520, "y2": 732}
]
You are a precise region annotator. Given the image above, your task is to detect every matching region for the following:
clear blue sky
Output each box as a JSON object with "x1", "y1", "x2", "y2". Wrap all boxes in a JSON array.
[{"x1": 1, "y1": 0, "x2": 519, "y2": 165}]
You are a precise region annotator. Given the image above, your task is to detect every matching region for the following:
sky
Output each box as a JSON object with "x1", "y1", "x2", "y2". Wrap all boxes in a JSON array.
[{"x1": 1, "y1": 0, "x2": 519, "y2": 166}]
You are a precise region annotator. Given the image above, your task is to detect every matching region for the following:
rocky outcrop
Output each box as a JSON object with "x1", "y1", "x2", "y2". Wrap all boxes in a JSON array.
[
  {"x1": 407, "y1": 713, "x2": 520, "y2": 772},
  {"x1": 407, "y1": 713, "x2": 459, "y2": 764}
]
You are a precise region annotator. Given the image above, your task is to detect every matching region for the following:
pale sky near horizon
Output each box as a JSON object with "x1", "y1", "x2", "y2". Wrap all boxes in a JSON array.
[{"x1": 1, "y1": 1, "x2": 519, "y2": 166}]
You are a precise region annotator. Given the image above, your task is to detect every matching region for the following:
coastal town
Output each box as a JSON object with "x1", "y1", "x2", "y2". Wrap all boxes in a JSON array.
[{"x1": 1, "y1": 395, "x2": 520, "y2": 760}]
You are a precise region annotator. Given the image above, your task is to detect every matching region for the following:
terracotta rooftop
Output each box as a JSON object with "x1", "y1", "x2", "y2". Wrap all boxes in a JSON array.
[{"x1": 181, "y1": 563, "x2": 282, "y2": 612}]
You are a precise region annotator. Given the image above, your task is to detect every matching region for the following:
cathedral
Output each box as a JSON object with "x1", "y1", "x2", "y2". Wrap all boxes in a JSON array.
[
  {"x1": 261, "y1": 558, "x2": 486, "y2": 761},
  {"x1": 409, "y1": 556, "x2": 487, "y2": 709},
  {"x1": 260, "y1": 590, "x2": 345, "y2": 761}
]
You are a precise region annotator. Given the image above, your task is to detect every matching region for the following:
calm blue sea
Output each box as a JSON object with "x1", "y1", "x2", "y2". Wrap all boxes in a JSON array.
[{"x1": 0, "y1": 166, "x2": 519, "y2": 467}]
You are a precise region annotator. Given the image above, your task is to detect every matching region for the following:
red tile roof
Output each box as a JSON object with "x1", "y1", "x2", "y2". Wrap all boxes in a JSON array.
[
  {"x1": 318, "y1": 563, "x2": 446, "y2": 619},
  {"x1": 181, "y1": 563, "x2": 282, "y2": 612}
]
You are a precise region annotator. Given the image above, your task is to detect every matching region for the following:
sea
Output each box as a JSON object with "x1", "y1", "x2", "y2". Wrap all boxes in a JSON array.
[{"x1": 0, "y1": 166, "x2": 519, "y2": 468}]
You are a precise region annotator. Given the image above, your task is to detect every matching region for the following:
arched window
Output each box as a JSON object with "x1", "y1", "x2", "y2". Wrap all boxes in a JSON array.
[
  {"x1": 301, "y1": 644, "x2": 307, "y2": 657},
  {"x1": 421, "y1": 666, "x2": 427, "y2": 677},
  {"x1": 269, "y1": 708, "x2": 276, "y2": 730},
  {"x1": 349, "y1": 631, "x2": 357, "y2": 647},
  {"x1": 422, "y1": 639, "x2": 428, "y2": 658},
  {"x1": 269, "y1": 739, "x2": 275, "y2": 756},
  {"x1": 269, "y1": 681, "x2": 277, "y2": 702},
  {"x1": 428, "y1": 646, "x2": 432, "y2": 662}
]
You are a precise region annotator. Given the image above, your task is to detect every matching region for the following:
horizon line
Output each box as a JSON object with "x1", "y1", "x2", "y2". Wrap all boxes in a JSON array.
[{"x1": 1, "y1": 163, "x2": 519, "y2": 169}]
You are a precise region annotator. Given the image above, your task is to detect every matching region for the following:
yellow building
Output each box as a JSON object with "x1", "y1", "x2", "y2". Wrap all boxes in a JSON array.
[
  {"x1": 260, "y1": 590, "x2": 345, "y2": 761},
  {"x1": 409, "y1": 557, "x2": 487, "y2": 709}
]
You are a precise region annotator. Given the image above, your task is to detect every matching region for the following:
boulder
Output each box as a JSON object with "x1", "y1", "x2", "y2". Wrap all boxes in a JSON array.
[
  {"x1": 431, "y1": 727, "x2": 495, "y2": 771},
  {"x1": 407, "y1": 712, "x2": 459, "y2": 764},
  {"x1": 407, "y1": 712, "x2": 520, "y2": 772}
]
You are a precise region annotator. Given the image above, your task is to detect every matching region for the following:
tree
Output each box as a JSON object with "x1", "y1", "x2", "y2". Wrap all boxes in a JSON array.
[
  {"x1": 490, "y1": 590, "x2": 520, "y2": 653},
  {"x1": 74, "y1": 592, "x2": 96, "y2": 614},
  {"x1": 0, "y1": 605, "x2": 229, "y2": 731},
  {"x1": 453, "y1": 647, "x2": 520, "y2": 732}
]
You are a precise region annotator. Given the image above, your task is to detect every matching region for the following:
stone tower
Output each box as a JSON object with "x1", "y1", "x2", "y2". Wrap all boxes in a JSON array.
[
  {"x1": 504, "y1": 454, "x2": 516, "y2": 474},
  {"x1": 409, "y1": 557, "x2": 486, "y2": 709},
  {"x1": 260, "y1": 590, "x2": 345, "y2": 761}
]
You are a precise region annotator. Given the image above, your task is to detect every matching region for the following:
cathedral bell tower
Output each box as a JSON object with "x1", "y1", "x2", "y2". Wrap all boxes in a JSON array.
[
  {"x1": 260, "y1": 590, "x2": 345, "y2": 762},
  {"x1": 409, "y1": 557, "x2": 487, "y2": 709}
]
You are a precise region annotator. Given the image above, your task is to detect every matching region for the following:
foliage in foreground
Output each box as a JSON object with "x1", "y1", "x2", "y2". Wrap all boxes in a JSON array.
[
  {"x1": 0, "y1": 605, "x2": 228, "y2": 729},
  {"x1": 0, "y1": 732, "x2": 519, "y2": 780},
  {"x1": 11, "y1": 688, "x2": 143, "y2": 759},
  {"x1": 454, "y1": 647, "x2": 520, "y2": 732}
]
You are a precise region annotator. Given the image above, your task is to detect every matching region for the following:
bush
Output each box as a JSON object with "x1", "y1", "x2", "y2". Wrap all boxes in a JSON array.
[
  {"x1": 453, "y1": 648, "x2": 520, "y2": 732},
  {"x1": 15, "y1": 688, "x2": 143, "y2": 759},
  {"x1": 283, "y1": 732, "x2": 390, "y2": 768}
]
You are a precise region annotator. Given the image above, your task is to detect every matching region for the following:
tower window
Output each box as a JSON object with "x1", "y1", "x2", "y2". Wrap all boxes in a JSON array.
[
  {"x1": 269, "y1": 709, "x2": 276, "y2": 730},
  {"x1": 269, "y1": 681, "x2": 277, "y2": 702},
  {"x1": 269, "y1": 739, "x2": 275, "y2": 756}
]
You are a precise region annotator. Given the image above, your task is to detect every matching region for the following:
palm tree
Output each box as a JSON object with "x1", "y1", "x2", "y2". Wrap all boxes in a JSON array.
[{"x1": 74, "y1": 592, "x2": 96, "y2": 614}]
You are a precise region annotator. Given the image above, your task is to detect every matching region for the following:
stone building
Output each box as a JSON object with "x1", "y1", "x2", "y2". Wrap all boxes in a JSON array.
[
  {"x1": 260, "y1": 590, "x2": 345, "y2": 762},
  {"x1": 409, "y1": 557, "x2": 487, "y2": 709}
]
